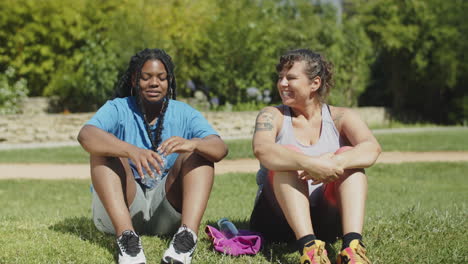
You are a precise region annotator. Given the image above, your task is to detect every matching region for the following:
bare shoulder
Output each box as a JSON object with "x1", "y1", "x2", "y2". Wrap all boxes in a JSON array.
[
  {"x1": 328, "y1": 105, "x2": 361, "y2": 130},
  {"x1": 254, "y1": 106, "x2": 283, "y2": 133},
  {"x1": 258, "y1": 106, "x2": 282, "y2": 117}
]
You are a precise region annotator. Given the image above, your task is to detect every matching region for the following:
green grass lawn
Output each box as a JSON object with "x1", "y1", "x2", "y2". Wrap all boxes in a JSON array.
[
  {"x1": 0, "y1": 162, "x2": 467, "y2": 263},
  {"x1": 0, "y1": 129, "x2": 467, "y2": 163}
]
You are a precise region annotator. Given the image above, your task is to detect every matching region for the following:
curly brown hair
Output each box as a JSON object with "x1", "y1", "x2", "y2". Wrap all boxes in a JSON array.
[{"x1": 276, "y1": 49, "x2": 334, "y2": 102}]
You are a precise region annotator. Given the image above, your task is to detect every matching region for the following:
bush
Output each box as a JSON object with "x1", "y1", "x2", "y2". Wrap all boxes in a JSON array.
[
  {"x1": 44, "y1": 38, "x2": 120, "y2": 112},
  {"x1": 0, "y1": 67, "x2": 28, "y2": 114}
]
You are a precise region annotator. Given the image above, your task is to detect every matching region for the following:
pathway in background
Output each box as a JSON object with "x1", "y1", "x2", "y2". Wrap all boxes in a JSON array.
[{"x1": 1, "y1": 151, "x2": 467, "y2": 180}]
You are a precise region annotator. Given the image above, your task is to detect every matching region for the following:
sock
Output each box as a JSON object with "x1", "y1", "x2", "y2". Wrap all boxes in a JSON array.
[
  {"x1": 342, "y1": 232, "x2": 362, "y2": 250},
  {"x1": 296, "y1": 234, "x2": 317, "y2": 254}
]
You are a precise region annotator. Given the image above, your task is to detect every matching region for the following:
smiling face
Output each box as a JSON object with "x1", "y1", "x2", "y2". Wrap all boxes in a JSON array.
[
  {"x1": 138, "y1": 59, "x2": 169, "y2": 104},
  {"x1": 277, "y1": 60, "x2": 320, "y2": 107}
]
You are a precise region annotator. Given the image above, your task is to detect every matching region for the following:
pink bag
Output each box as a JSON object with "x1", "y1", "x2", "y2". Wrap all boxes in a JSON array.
[{"x1": 205, "y1": 225, "x2": 263, "y2": 256}]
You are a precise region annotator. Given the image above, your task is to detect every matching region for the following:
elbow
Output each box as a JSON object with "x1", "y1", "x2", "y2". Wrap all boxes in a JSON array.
[
  {"x1": 217, "y1": 143, "x2": 229, "y2": 162},
  {"x1": 376, "y1": 144, "x2": 382, "y2": 156},
  {"x1": 374, "y1": 142, "x2": 382, "y2": 158},
  {"x1": 212, "y1": 141, "x2": 229, "y2": 163},
  {"x1": 253, "y1": 145, "x2": 267, "y2": 162},
  {"x1": 77, "y1": 130, "x2": 85, "y2": 143},
  {"x1": 368, "y1": 143, "x2": 382, "y2": 166},
  {"x1": 77, "y1": 125, "x2": 92, "y2": 152},
  {"x1": 77, "y1": 128, "x2": 86, "y2": 146}
]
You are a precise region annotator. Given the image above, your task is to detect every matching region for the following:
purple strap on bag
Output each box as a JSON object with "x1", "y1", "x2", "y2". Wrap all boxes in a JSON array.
[{"x1": 205, "y1": 225, "x2": 263, "y2": 256}]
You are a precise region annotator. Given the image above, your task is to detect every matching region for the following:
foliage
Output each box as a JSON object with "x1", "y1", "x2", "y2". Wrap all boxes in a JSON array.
[
  {"x1": 0, "y1": 0, "x2": 122, "y2": 112},
  {"x1": 1, "y1": 0, "x2": 91, "y2": 96},
  {"x1": 1, "y1": 0, "x2": 466, "y2": 121},
  {"x1": 0, "y1": 67, "x2": 28, "y2": 114},
  {"x1": 44, "y1": 37, "x2": 120, "y2": 112},
  {"x1": 357, "y1": 0, "x2": 468, "y2": 124},
  {"x1": 327, "y1": 11, "x2": 373, "y2": 107},
  {"x1": 0, "y1": 0, "x2": 373, "y2": 111}
]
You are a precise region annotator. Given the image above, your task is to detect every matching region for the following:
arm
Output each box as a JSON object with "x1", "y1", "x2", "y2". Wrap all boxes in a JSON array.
[
  {"x1": 331, "y1": 107, "x2": 382, "y2": 169},
  {"x1": 252, "y1": 106, "x2": 307, "y2": 171},
  {"x1": 158, "y1": 134, "x2": 228, "y2": 163},
  {"x1": 77, "y1": 124, "x2": 164, "y2": 178},
  {"x1": 78, "y1": 124, "x2": 135, "y2": 157},
  {"x1": 252, "y1": 107, "x2": 343, "y2": 180}
]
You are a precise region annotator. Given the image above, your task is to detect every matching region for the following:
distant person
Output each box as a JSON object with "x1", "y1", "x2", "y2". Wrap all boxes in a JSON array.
[
  {"x1": 78, "y1": 48, "x2": 228, "y2": 264},
  {"x1": 249, "y1": 49, "x2": 381, "y2": 264}
]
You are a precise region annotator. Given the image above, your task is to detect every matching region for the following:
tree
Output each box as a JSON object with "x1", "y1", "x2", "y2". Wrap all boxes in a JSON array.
[{"x1": 357, "y1": 0, "x2": 468, "y2": 124}]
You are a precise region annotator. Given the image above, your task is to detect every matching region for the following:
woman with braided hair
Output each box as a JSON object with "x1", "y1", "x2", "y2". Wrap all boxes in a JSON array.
[
  {"x1": 249, "y1": 49, "x2": 381, "y2": 264},
  {"x1": 78, "y1": 48, "x2": 228, "y2": 264}
]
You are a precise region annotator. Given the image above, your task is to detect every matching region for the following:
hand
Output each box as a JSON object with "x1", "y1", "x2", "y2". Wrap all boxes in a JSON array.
[
  {"x1": 157, "y1": 136, "x2": 198, "y2": 156},
  {"x1": 126, "y1": 145, "x2": 165, "y2": 179},
  {"x1": 300, "y1": 153, "x2": 344, "y2": 185}
]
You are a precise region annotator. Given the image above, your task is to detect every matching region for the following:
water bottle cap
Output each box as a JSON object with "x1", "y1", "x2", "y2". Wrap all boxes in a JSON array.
[{"x1": 217, "y1": 217, "x2": 229, "y2": 225}]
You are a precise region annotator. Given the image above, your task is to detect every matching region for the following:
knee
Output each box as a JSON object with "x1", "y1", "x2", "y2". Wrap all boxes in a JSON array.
[
  {"x1": 337, "y1": 169, "x2": 367, "y2": 187},
  {"x1": 90, "y1": 155, "x2": 132, "y2": 180},
  {"x1": 268, "y1": 170, "x2": 302, "y2": 190},
  {"x1": 172, "y1": 152, "x2": 214, "y2": 179},
  {"x1": 342, "y1": 168, "x2": 365, "y2": 178},
  {"x1": 178, "y1": 152, "x2": 214, "y2": 168}
]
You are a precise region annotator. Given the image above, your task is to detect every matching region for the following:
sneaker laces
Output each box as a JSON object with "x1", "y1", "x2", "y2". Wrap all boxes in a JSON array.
[
  {"x1": 304, "y1": 241, "x2": 329, "y2": 264},
  {"x1": 173, "y1": 225, "x2": 196, "y2": 254},
  {"x1": 315, "y1": 243, "x2": 329, "y2": 264},
  {"x1": 351, "y1": 241, "x2": 371, "y2": 264},
  {"x1": 118, "y1": 230, "x2": 142, "y2": 257}
]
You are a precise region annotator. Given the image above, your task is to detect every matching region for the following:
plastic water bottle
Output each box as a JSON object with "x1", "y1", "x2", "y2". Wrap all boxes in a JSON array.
[
  {"x1": 217, "y1": 218, "x2": 239, "y2": 238},
  {"x1": 140, "y1": 153, "x2": 167, "y2": 189}
]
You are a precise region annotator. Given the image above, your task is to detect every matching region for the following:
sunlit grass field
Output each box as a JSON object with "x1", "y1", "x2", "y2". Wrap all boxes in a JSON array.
[
  {"x1": 0, "y1": 162, "x2": 466, "y2": 263},
  {"x1": 0, "y1": 128, "x2": 467, "y2": 263},
  {"x1": 0, "y1": 129, "x2": 467, "y2": 163}
]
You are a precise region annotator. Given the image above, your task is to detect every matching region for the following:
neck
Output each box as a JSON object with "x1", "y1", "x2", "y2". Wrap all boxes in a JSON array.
[
  {"x1": 290, "y1": 99, "x2": 322, "y2": 120},
  {"x1": 142, "y1": 100, "x2": 164, "y2": 125}
]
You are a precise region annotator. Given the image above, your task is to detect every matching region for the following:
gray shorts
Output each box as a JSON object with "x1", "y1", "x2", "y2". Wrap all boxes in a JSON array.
[{"x1": 92, "y1": 176, "x2": 181, "y2": 236}]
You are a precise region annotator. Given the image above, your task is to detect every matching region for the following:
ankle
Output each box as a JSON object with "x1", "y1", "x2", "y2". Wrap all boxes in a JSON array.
[
  {"x1": 116, "y1": 229, "x2": 136, "y2": 238},
  {"x1": 178, "y1": 225, "x2": 198, "y2": 241},
  {"x1": 296, "y1": 234, "x2": 317, "y2": 254},
  {"x1": 342, "y1": 232, "x2": 362, "y2": 250}
]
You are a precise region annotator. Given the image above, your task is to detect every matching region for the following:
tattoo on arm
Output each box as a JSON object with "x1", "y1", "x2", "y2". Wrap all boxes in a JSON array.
[{"x1": 254, "y1": 109, "x2": 275, "y2": 132}]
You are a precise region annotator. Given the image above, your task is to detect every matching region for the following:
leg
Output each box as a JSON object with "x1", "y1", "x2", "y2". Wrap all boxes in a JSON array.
[
  {"x1": 161, "y1": 152, "x2": 214, "y2": 264},
  {"x1": 335, "y1": 169, "x2": 367, "y2": 234},
  {"x1": 91, "y1": 155, "x2": 137, "y2": 236},
  {"x1": 249, "y1": 191, "x2": 296, "y2": 243},
  {"x1": 257, "y1": 170, "x2": 332, "y2": 264},
  {"x1": 164, "y1": 152, "x2": 214, "y2": 235},
  {"x1": 272, "y1": 170, "x2": 314, "y2": 239}
]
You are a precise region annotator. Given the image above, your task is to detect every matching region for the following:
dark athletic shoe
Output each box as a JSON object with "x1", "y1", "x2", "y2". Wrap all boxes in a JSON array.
[
  {"x1": 116, "y1": 230, "x2": 146, "y2": 264},
  {"x1": 161, "y1": 225, "x2": 197, "y2": 264}
]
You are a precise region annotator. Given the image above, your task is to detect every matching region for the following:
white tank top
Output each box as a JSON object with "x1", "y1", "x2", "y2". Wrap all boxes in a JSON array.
[{"x1": 255, "y1": 104, "x2": 344, "y2": 199}]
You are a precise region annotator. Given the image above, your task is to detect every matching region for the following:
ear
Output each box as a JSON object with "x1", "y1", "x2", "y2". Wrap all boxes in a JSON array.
[{"x1": 310, "y1": 76, "x2": 321, "y2": 92}]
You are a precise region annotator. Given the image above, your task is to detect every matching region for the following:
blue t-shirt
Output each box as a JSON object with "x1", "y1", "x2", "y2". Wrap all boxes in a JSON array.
[{"x1": 86, "y1": 96, "x2": 218, "y2": 182}]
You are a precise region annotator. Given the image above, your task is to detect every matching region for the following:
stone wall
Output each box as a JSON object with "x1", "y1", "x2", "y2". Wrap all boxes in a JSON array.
[{"x1": 0, "y1": 98, "x2": 389, "y2": 145}]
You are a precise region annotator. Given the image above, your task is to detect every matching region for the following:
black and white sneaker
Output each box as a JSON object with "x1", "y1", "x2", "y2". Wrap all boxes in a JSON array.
[
  {"x1": 116, "y1": 230, "x2": 146, "y2": 264},
  {"x1": 162, "y1": 225, "x2": 197, "y2": 264}
]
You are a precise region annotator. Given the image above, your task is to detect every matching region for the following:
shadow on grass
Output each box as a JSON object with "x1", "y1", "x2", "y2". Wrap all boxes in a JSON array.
[{"x1": 49, "y1": 216, "x2": 117, "y2": 262}]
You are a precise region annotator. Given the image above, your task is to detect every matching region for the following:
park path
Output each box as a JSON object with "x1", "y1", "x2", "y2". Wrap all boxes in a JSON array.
[{"x1": 1, "y1": 151, "x2": 467, "y2": 180}]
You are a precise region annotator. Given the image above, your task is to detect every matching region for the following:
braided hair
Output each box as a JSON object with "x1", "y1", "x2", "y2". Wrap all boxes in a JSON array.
[
  {"x1": 276, "y1": 49, "x2": 334, "y2": 103},
  {"x1": 114, "y1": 48, "x2": 177, "y2": 149}
]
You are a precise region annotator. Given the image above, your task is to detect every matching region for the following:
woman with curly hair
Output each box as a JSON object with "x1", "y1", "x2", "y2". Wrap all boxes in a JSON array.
[{"x1": 250, "y1": 49, "x2": 381, "y2": 264}]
